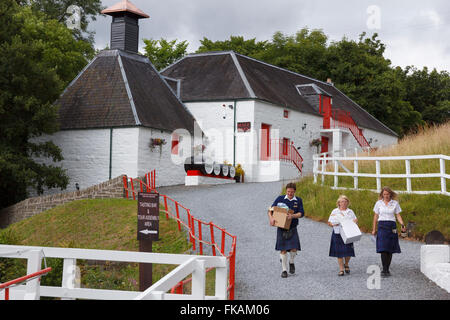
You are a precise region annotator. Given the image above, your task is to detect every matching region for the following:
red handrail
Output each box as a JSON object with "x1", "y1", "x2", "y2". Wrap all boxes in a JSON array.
[
  {"x1": 0, "y1": 267, "x2": 52, "y2": 300},
  {"x1": 122, "y1": 172, "x2": 237, "y2": 299}
]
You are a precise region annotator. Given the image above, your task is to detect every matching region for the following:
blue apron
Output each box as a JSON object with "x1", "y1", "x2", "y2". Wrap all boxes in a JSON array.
[
  {"x1": 271, "y1": 195, "x2": 304, "y2": 251},
  {"x1": 376, "y1": 221, "x2": 401, "y2": 253},
  {"x1": 329, "y1": 231, "x2": 355, "y2": 258}
]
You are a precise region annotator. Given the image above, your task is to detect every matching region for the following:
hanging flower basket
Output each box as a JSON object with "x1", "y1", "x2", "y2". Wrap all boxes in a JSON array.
[
  {"x1": 149, "y1": 138, "x2": 167, "y2": 154},
  {"x1": 309, "y1": 138, "x2": 322, "y2": 147}
]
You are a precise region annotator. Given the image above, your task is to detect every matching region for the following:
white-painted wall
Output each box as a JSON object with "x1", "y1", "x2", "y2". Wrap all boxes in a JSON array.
[
  {"x1": 30, "y1": 126, "x2": 191, "y2": 195},
  {"x1": 185, "y1": 100, "x2": 326, "y2": 182},
  {"x1": 137, "y1": 127, "x2": 188, "y2": 187}
]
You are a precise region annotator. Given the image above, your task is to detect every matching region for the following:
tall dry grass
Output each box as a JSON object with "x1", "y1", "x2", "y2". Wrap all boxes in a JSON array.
[
  {"x1": 370, "y1": 121, "x2": 450, "y2": 157},
  {"x1": 324, "y1": 121, "x2": 450, "y2": 192}
]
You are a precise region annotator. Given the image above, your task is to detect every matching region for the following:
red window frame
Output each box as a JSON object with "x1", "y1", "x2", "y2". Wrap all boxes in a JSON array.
[
  {"x1": 282, "y1": 138, "x2": 290, "y2": 156},
  {"x1": 283, "y1": 109, "x2": 289, "y2": 118}
]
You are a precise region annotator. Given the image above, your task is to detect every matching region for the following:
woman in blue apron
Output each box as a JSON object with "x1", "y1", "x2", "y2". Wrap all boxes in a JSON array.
[
  {"x1": 267, "y1": 182, "x2": 304, "y2": 278},
  {"x1": 372, "y1": 187, "x2": 406, "y2": 277},
  {"x1": 328, "y1": 195, "x2": 358, "y2": 276}
]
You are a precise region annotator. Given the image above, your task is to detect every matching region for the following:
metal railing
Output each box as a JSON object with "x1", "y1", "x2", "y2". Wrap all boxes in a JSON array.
[
  {"x1": 261, "y1": 139, "x2": 303, "y2": 174},
  {"x1": 313, "y1": 153, "x2": 449, "y2": 195},
  {"x1": 122, "y1": 171, "x2": 237, "y2": 299},
  {"x1": 0, "y1": 245, "x2": 227, "y2": 300}
]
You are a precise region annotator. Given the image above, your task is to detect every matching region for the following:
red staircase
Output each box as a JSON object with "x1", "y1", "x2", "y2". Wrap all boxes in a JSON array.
[
  {"x1": 319, "y1": 95, "x2": 370, "y2": 148},
  {"x1": 263, "y1": 139, "x2": 303, "y2": 174}
]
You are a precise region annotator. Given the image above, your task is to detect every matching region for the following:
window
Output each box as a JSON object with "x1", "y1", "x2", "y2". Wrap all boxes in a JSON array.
[
  {"x1": 283, "y1": 109, "x2": 289, "y2": 118},
  {"x1": 171, "y1": 133, "x2": 179, "y2": 155}
]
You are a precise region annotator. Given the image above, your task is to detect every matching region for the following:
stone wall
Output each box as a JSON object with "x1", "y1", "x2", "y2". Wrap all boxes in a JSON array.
[{"x1": 0, "y1": 175, "x2": 127, "y2": 229}]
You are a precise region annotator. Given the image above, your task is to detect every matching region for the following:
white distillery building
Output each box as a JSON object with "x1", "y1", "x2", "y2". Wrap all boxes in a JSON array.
[
  {"x1": 33, "y1": 0, "x2": 398, "y2": 194},
  {"x1": 161, "y1": 51, "x2": 398, "y2": 183},
  {"x1": 32, "y1": 1, "x2": 198, "y2": 193}
]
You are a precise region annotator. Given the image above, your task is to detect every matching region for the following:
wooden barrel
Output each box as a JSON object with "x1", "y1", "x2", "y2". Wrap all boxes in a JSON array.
[
  {"x1": 184, "y1": 156, "x2": 213, "y2": 175},
  {"x1": 221, "y1": 164, "x2": 229, "y2": 177},
  {"x1": 228, "y1": 166, "x2": 236, "y2": 178},
  {"x1": 213, "y1": 163, "x2": 222, "y2": 175}
]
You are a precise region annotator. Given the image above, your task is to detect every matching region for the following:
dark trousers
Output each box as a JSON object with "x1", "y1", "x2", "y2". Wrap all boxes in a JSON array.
[{"x1": 380, "y1": 252, "x2": 393, "y2": 271}]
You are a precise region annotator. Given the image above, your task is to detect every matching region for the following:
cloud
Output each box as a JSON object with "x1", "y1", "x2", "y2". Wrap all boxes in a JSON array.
[{"x1": 90, "y1": 0, "x2": 449, "y2": 71}]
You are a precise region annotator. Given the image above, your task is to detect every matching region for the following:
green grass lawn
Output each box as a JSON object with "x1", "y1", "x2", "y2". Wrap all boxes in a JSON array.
[
  {"x1": 291, "y1": 176, "x2": 450, "y2": 241},
  {"x1": 0, "y1": 198, "x2": 216, "y2": 296}
]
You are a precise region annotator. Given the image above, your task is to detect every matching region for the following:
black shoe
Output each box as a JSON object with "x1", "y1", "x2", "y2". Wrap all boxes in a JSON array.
[
  {"x1": 338, "y1": 270, "x2": 345, "y2": 276},
  {"x1": 289, "y1": 263, "x2": 295, "y2": 274},
  {"x1": 344, "y1": 265, "x2": 350, "y2": 274},
  {"x1": 281, "y1": 271, "x2": 288, "y2": 278},
  {"x1": 381, "y1": 270, "x2": 390, "y2": 277}
]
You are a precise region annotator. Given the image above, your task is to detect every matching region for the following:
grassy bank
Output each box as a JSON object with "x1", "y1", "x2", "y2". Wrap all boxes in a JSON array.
[
  {"x1": 0, "y1": 198, "x2": 216, "y2": 295},
  {"x1": 293, "y1": 176, "x2": 450, "y2": 242},
  {"x1": 323, "y1": 122, "x2": 450, "y2": 192}
]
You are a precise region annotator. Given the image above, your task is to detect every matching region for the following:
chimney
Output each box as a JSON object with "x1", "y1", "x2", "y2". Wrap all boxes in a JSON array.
[
  {"x1": 326, "y1": 78, "x2": 333, "y2": 85},
  {"x1": 101, "y1": 0, "x2": 149, "y2": 53}
]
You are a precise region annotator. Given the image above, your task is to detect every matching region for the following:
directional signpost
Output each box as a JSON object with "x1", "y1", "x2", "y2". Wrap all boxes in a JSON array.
[{"x1": 137, "y1": 192, "x2": 159, "y2": 291}]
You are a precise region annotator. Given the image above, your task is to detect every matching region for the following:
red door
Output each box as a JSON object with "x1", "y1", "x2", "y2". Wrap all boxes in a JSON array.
[
  {"x1": 321, "y1": 136, "x2": 329, "y2": 154},
  {"x1": 261, "y1": 123, "x2": 271, "y2": 160}
]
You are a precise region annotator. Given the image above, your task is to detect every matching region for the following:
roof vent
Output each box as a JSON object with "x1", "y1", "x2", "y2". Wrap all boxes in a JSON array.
[{"x1": 101, "y1": 0, "x2": 149, "y2": 53}]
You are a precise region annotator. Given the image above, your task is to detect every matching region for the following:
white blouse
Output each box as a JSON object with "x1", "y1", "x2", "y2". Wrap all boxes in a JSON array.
[
  {"x1": 328, "y1": 208, "x2": 357, "y2": 234},
  {"x1": 373, "y1": 200, "x2": 402, "y2": 222}
]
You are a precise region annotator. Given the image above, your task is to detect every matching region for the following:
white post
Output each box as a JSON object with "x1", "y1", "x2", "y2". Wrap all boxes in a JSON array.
[
  {"x1": 405, "y1": 159, "x2": 412, "y2": 192},
  {"x1": 313, "y1": 157, "x2": 318, "y2": 184},
  {"x1": 215, "y1": 265, "x2": 228, "y2": 300},
  {"x1": 61, "y1": 258, "x2": 79, "y2": 300},
  {"x1": 376, "y1": 160, "x2": 381, "y2": 192},
  {"x1": 334, "y1": 157, "x2": 338, "y2": 188},
  {"x1": 354, "y1": 160, "x2": 358, "y2": 189},
  {"x1": 24, "y1": 250, "x2": 44, "y2": 300},
  {"x1": 440, "y1": 158, "x2": 446, "y2": 194},
  {"x1": 321, "y1": 156, "x2": 326, "y2": 185},
  {"x1": 191, "y1": 259, "x2": 206, "y2": 300}
]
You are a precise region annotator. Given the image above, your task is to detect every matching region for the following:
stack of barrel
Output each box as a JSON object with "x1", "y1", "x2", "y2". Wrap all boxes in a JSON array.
[{"x1": 184, "y1": 156, "x2": 235, "y2": 179}]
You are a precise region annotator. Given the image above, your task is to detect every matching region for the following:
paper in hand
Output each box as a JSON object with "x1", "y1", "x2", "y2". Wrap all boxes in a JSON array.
[{"x1": 370, "y1": 235, "x2": 377, "y2": 244}]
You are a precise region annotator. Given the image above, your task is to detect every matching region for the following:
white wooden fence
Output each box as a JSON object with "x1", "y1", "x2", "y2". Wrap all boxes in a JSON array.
[
  {"x1": 313, "y1": 152, "x2": 449, "y2": 196},
  {"x1": 0, "y1": 244, "x2": 227, "y2": 300}
]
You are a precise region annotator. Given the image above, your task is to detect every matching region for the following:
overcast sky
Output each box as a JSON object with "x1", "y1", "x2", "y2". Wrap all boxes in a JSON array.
[{"x1": 89, "y1": 0, "x2": 450, "y2": 72}]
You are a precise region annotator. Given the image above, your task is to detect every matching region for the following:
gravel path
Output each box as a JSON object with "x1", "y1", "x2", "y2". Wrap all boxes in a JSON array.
[{"x1": 158, "y1": 181, "x2": 450, "y2": 300}]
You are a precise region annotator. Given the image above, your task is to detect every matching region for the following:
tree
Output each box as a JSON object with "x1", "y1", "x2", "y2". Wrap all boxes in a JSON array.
[
  {"x1": 402, "y1": 66, "x2": 450, "y2": 124},
  {"x1": 24, "y1": 0, "x2": 105, "y2": 44},
  {"x1": 143, "y1": 38, "x2": 188, "y2": 71},
  {"x1": 197, "y1": 35, "x2": 268, "y2": 58},
  {"x1": 0, "y1": 0, "x2": 92, "y2": 209}
]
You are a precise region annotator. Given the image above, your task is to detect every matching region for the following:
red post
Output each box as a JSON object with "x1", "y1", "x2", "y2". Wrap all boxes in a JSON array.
[
  {"x1": 175, "y1": 202, "x2": 181, "y2": 231},
  {"x1": 164, "y1": 195, "x2": 169, "y2": 220},
  {"x1": 123, "y1": 176, "x2": 129, "y2": 199},
  {"x1": 5, "y1": 287, "x2": 9, "y2": 300},
  {"x1": 187, "y1": 209, "x2": 193, "y2": 248},
  {"x1": 130, "y1": 178, "x2": 135, "y2": 200},
  {"x1": 210, "y1": 223, "x2": 216, "y2": 256},
  {"x1": 191, "y1": 215, "x2": 196, "y2": 251},
  {"x1": 221, "y1": 229, "x2": 226, "y2": 255},
  {"x1": 139, "y1": 180, "x2": 143, "y2": 193},
  {"x1": 198, "y1": 220, "x2": 203, "y2": 255},
  {"x1": 229, "y1": 239, "x2": 236, "y2": 300}
]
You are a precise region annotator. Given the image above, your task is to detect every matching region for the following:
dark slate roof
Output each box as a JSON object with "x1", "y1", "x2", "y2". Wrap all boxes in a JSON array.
[
  {"x1": 162, "y1": 51, "x2": 397, "y2": 136},
  {"x1": 56, "y1": 50, "x2": 196, "y2": 134}
]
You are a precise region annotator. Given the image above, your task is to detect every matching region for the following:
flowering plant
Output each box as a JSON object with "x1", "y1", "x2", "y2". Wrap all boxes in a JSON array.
[
  {"x1": 149, "y1": 138, "x2": 167, "y2": 153},
  {"x1": 309, "y1": 138, "x2": 322, "y2": 147}
]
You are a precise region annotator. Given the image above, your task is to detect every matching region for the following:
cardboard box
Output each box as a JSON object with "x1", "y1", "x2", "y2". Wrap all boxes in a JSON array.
[
  {"x1": 271, "y1": 207, "x2": 294, "y2": 230},
  {"x1": 339, "y1": 219, "x2": 362, "y2": 244}
]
